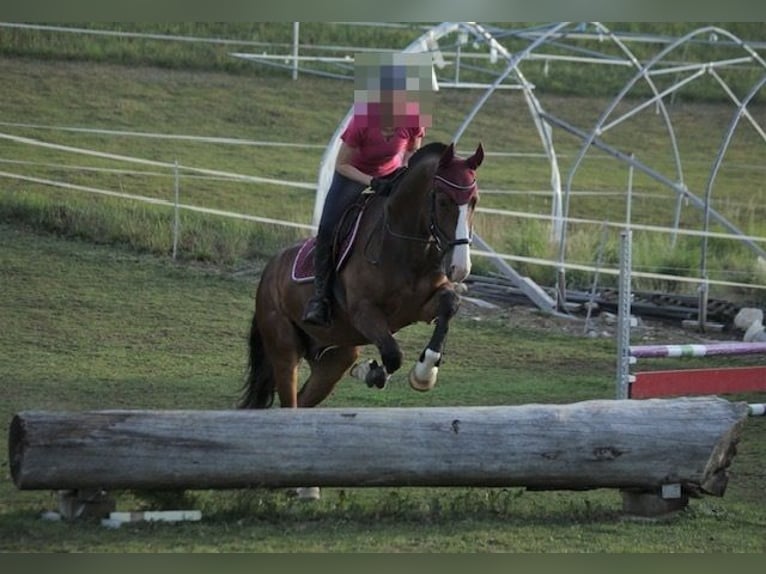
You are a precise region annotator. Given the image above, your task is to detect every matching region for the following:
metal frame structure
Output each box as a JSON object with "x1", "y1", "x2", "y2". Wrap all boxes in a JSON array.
[{"x1": 238, "y1": 23, "x2": 766, "y2": 315}]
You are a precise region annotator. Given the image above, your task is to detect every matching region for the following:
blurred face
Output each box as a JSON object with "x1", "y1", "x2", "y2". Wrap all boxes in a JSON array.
[{"x1": 353, "y1": 52, "x2": 434, "y2": 130}]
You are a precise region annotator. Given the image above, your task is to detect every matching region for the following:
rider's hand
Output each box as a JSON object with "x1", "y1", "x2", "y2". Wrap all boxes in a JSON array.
[{"x1": 370, "y1": 177, "x2": 392, "y2": 196}]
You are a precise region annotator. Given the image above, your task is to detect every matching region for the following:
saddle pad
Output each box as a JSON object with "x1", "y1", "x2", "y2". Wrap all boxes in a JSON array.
[{"x1": 291, "y1": 207, "x2": 366, "y2": 283}]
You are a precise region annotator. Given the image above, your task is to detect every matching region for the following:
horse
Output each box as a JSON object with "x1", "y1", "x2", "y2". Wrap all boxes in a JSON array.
[{"x1": 240, "y1": 141, "x2": 484, "y2": 411}]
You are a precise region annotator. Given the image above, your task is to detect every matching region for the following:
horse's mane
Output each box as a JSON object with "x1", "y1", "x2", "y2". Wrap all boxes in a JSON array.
[
  {"x1": 384, "y1": 142, "x2": 448, "y2": 200},
  {"x1": 408, "y1": 141, "x2": 449, "y2": 169}
]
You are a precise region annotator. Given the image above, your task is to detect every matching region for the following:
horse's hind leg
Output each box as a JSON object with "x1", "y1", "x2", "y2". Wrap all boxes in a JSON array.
[
  {"x1": 258, "y1": 314, "x2": 304, "y2": 408},
  {"x1": 298, "y1": 345, "x2": 359, "y2": 407},
  {"x1": 409, "y1": 286, "x2": 461, "y2": 392}
]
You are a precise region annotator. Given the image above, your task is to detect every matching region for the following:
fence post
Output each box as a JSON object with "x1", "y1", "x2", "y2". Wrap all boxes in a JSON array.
[
  {"x1": 172, "y1": 160, "x2": 180, "y2": 260},
  {"x1": 292, "y1": 22, "x2": 300, "y2": 81},
  {"x1": 616, "y1": 229, "x2": 632, "y2": 399}
]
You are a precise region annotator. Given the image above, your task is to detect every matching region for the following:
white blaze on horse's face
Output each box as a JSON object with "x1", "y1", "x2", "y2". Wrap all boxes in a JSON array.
[
  {"x1": 449, "y1": 204, "x2": 472, "y2": 283},
  {"x1": 435, "y1": 140, "x2": 483, "y2": 284}
]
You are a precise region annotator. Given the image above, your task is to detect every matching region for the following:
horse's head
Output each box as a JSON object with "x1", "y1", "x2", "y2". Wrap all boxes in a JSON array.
[
  {"x1": 430, "y1": 142, "x2": 483, "y2": 283},
  {"x1": 385, "y1": 141, "x2": 483, "y2": 283}
]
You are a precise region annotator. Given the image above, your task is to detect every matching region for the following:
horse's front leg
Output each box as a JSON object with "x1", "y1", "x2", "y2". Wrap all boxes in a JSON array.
[
  {"x1": 346, "y1": 301, "x2": 402, "y2": 389},
  {"x1": 409, "y1": 286, "x2": 461, "y2": 392}
]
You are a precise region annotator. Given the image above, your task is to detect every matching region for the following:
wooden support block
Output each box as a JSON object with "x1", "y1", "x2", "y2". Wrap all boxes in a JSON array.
[
  {"x1": 57, "y1": 489, "x2": 115, "y2": 520},
  {"x1": 621, "y1": 488, "x2": 689, "y2": 518}
]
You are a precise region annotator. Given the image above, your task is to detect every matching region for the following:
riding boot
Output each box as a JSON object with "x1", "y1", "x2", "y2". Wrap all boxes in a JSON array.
[{"x1": 302, "y1": 235, "x2": 334, "y2": 327}]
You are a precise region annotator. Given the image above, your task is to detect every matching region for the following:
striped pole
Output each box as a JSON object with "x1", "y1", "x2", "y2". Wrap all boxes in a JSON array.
[{"x1": 630, "y1": 341, "x2": 766, "y2": 359}]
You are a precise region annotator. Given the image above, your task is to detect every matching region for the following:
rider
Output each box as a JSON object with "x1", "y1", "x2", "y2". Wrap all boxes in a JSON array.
[{"x1": 302, "y1": 52, "x2": 434, "y2": 327}]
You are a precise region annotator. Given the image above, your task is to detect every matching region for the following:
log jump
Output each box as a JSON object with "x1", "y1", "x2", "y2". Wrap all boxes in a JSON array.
[{"x1": 9, "y1": 398, "x2": 749, "y2": 502}]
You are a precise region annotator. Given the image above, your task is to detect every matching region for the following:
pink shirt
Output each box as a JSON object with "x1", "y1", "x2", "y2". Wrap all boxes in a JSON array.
[{"x1": 341, "y1": 118, "x2": 425, "y2": 178}]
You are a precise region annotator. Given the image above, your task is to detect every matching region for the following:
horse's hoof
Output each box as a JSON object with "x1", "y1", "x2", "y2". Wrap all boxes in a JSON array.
[
  {"x1": 408, "y1": 366, "x2": 437, "y2": 392},
  {"x1": 350, "y1": 360, "x2": 389, "y2": 389},
  {"x1": 366, "y1": 365, "x2": 389, "y2": 389},
  {"x1": 295, "y1": 486, "x2": 321, "y2": 501},
  {"x1": 349, "y1": 360, "x2": 372, "y2": 382},
  {"x1": 409, "y1": 349, "x2": 440, "y2": 392}
]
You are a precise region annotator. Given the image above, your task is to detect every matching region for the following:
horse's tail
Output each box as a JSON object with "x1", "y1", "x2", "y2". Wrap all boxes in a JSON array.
[{"x1": 239, "y1": 311, "x2": 276, "y2": 409}]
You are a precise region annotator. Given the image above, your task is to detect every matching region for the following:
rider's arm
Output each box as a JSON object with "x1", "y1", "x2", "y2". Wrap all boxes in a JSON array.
[
  {"x1": 334, "y1": 141, "x2": 374, "y2": 187},
  {"x1": 402, "y1": 134, "x2": 423, "y2": 166}
]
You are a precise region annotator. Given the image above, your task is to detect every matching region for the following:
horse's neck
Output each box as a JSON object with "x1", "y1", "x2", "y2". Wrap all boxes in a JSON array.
[{"x1": 384, "y1": 167, "x2": 432, "y2": 234}]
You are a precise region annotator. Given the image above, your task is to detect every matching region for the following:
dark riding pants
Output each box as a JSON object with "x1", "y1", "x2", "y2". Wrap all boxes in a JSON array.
[{"x1": 317, "y1": 172, "x2": 367, "y2": 245}]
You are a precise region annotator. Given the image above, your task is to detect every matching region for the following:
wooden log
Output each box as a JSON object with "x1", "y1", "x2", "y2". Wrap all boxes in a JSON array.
[{"x1": 9, "y1": 398, "x2": 749, "y2": 496}]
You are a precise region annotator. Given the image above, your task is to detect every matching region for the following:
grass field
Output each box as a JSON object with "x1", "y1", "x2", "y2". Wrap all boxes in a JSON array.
[
  {"x1": 1, "y1": 25, "x2": 766, "y2": 552},
  {"x1": 1, "y1": 224, "x2": 765, "y2": 552}
]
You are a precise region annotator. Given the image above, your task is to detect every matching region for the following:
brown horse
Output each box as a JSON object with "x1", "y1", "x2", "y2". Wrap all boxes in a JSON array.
[{"x1": 240, "y1": 141, "x2": 484, "y2": 410}]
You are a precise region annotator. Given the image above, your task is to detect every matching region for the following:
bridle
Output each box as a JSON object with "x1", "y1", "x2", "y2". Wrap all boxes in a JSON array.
[
  {"x1": 384, "y1": 169, "x2": 477, "y2": 255},
  {"x1": 429, "y1": 174, "x2": 477, "y2": 251}
]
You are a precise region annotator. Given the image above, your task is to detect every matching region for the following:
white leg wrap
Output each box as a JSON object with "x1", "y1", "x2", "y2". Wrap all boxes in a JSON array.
[{"x1": 409, "y1": 348, "x2": 441, "y2": 392}]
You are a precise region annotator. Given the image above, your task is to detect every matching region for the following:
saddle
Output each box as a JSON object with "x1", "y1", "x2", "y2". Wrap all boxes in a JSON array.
[
  {"x1": 291, "y1": 192, "x2": 374, "y2": 283},
  {"x1": 291, "y1": 167, "x2": 408, "y2": 283}
]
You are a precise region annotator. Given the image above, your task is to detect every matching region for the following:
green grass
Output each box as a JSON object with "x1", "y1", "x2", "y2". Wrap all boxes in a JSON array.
[{"x1": 1, "y1": 224, "x2": 765, "y2": 552}]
